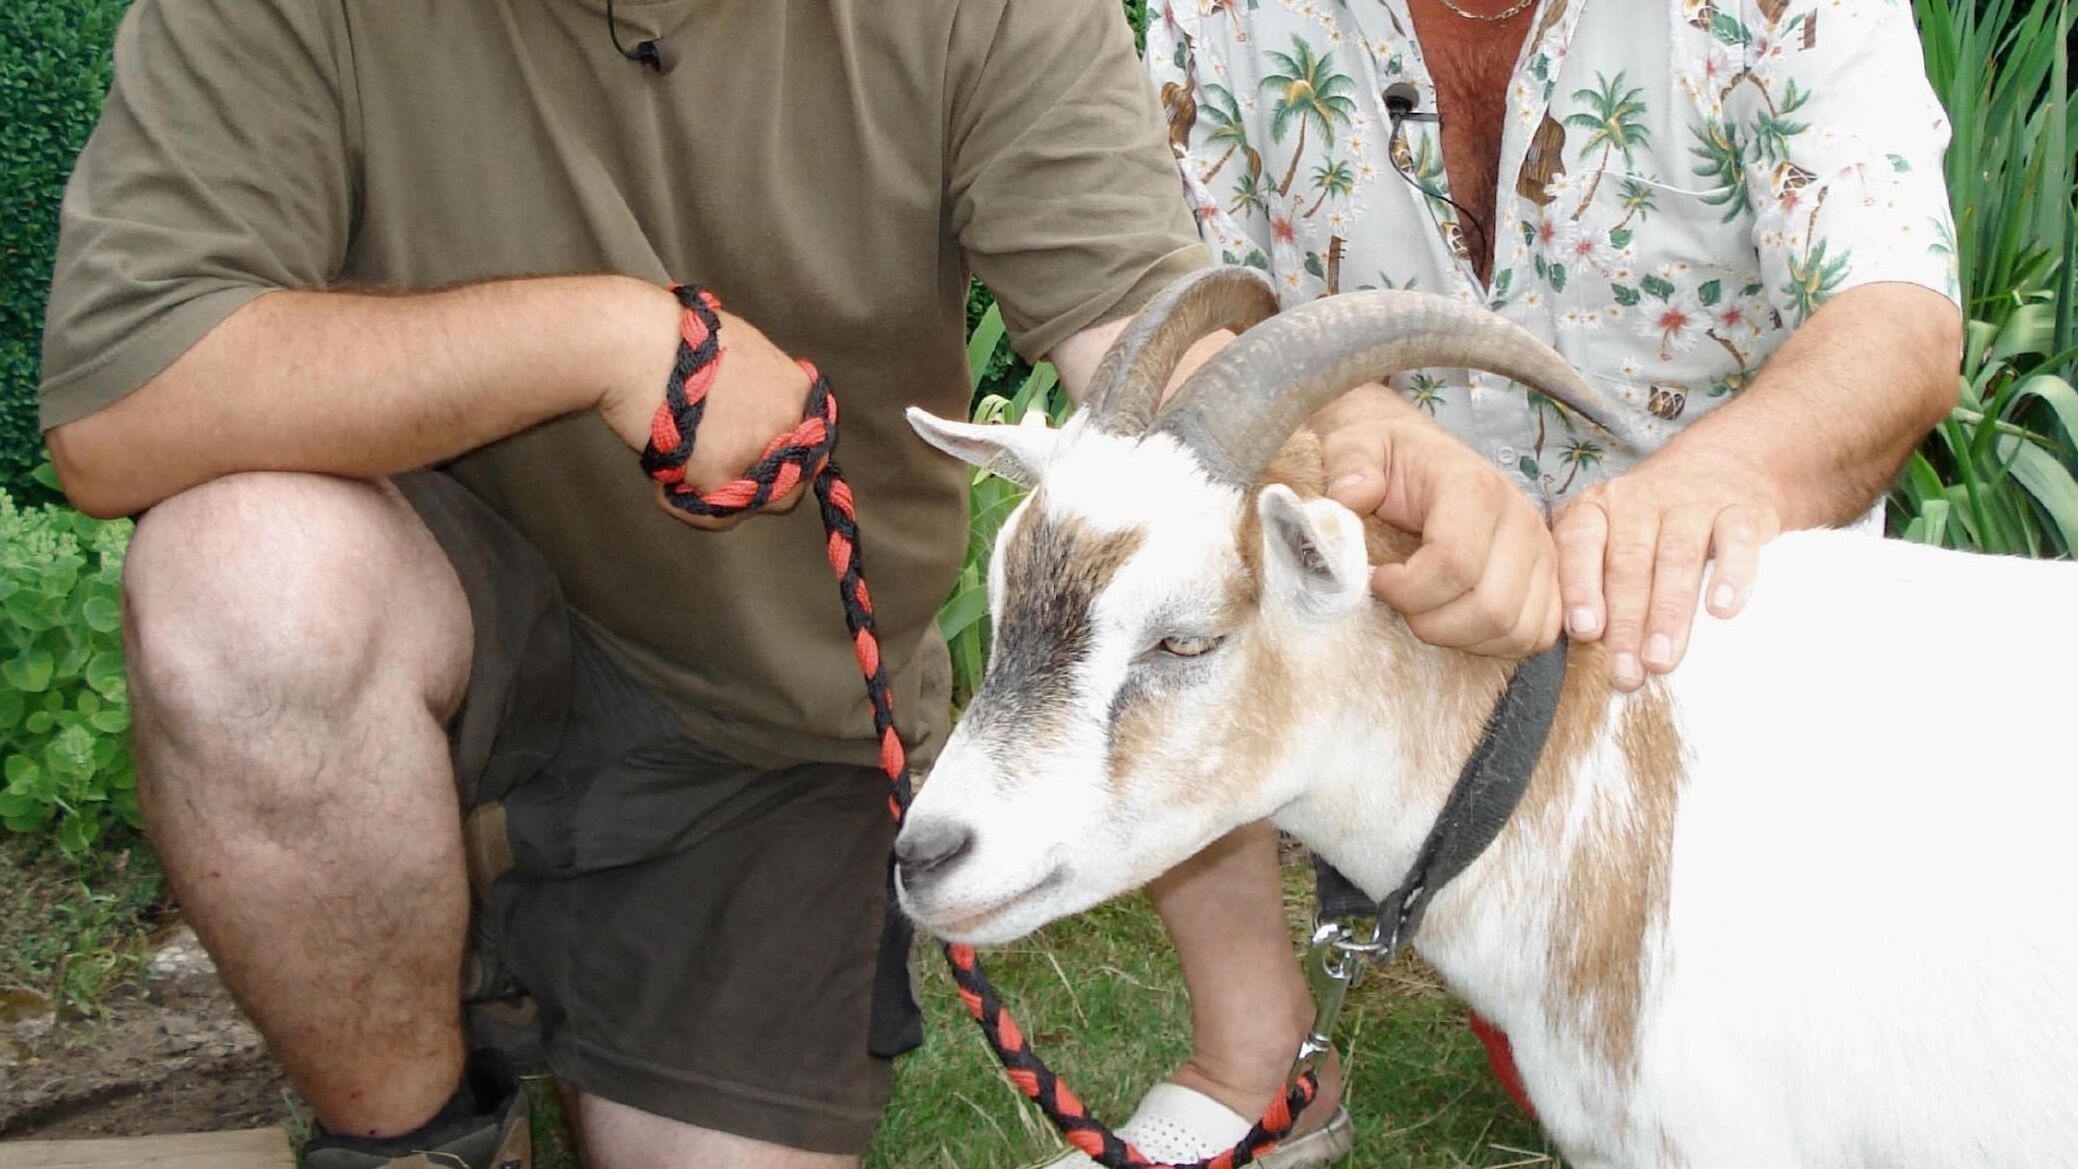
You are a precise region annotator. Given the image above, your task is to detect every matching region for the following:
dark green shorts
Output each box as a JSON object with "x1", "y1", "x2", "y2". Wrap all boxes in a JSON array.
[{"x1": 396, "y1": 470, "x2": 922, "y2": 1156}]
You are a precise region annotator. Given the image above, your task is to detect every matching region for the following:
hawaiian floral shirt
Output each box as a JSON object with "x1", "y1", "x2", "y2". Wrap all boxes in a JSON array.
[{"x1": 1146, "y1": 0, "x2": 1960, "y2": 506}]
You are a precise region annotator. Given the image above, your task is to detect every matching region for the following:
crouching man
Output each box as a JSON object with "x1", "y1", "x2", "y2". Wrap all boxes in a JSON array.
[{"x1": 38, "y1": 2, "x2": 1219, "y2": 1165}]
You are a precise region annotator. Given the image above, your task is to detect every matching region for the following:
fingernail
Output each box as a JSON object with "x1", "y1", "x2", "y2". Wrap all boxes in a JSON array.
[
  {"x1": 1613, "y1": 653, "x2": 1643, "y2": 688},
  {"x1": 1644, "y1": 634, "x2": 1673, "y2": 668},
  {"x1": 1567, "y1": 606, "x2": 1599, "y2": 637},
  {"x1": 1711, "y1": 583, "x2": 1736, "y2": 612},
  {"x1": 1329, "y1": 473, "x2": 1366, "y2": 493}
]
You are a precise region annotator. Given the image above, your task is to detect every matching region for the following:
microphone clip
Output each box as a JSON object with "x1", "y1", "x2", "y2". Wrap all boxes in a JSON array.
[
  {"x1": 1382, "y1": 82, "x2": 1442, "y2": 125},
  {"x1": 606, "y1": 0, "x2": 680, "y2": 75}
]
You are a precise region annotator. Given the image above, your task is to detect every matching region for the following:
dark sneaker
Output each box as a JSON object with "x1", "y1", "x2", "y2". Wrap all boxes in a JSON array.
[{"x1": 303, "y1": 1051, "x2": 531, "y2": 1169}]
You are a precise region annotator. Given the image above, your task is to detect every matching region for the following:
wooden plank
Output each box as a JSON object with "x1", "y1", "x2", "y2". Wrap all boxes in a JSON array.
[{"x1": 0, "y1": 1128, "x2": 293, "y2": 1168}]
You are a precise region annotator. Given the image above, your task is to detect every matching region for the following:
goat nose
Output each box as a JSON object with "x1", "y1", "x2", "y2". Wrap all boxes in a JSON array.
[{"x1": 896, "y1": 820, "x2": 974, "y2": 879}]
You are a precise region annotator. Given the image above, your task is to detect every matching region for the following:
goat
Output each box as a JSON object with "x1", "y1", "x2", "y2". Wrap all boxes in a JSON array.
[{"x1": 893, "y1": 266, "x2": 2078, "y2": 1169}]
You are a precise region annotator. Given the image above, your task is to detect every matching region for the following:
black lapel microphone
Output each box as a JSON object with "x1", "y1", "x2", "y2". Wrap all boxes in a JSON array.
[
  {"x1": 1383, "y1": 82, "x2": 1441, "y2": 125},
  {"x1": 1381, "y1": 82, "x2": 1491, "y2": 276},
  {"x1": 605, "y1": 0, "x2": 680, "y2": 75}
]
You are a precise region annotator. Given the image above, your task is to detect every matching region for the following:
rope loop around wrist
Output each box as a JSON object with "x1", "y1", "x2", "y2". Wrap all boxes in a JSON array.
[{"x1": 640, "y1": 283, "x2": 838, "y2": 520}]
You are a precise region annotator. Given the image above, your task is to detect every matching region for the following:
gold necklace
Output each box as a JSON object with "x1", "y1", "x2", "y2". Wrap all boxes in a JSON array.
[{"x1": 1433, "y1": 0, "x2": 1536, "y2": 21}]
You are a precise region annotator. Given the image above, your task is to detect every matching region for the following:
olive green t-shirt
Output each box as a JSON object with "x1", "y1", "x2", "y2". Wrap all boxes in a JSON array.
[{"x1": 41, "y1": 0, "x2": 1204, "y2": 769}]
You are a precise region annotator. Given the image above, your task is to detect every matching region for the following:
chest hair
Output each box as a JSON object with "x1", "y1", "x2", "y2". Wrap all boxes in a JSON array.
[{"x1": 1407, "y1": 4, "x2": 1532, "y2": 283}]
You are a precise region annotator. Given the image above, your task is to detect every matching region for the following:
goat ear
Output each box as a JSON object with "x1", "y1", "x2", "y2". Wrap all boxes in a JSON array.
[
  {"x1": 1257, "y1": 484, "x2": 1370, "y2": 619},
  {"x1": 905, "y1": 407, "x2": 1059, "y2": 489}
]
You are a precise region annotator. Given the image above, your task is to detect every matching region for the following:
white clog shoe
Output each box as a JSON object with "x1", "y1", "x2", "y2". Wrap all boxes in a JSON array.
[{"x1": 1033, "y1": 1083, "x2": 1354, "y2": 1168}]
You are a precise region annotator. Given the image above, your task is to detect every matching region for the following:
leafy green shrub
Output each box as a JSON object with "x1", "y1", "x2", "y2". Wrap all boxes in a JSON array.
[
  {"x1": 1892, "y1": 296, "x2": 2078, "y2": 552},
  {"x1": 1916, "y1": 0, "x2": 2073, "y2": 327},
  {"x1": 0, "y1": 0, "x2": 133, "y2": 502},
  {"x1": 0, "y1": 467, "x2": 136, "y2": 859},
  {"x1": 1893, "y1": 0, "x2": 2077, "y2": 553}
]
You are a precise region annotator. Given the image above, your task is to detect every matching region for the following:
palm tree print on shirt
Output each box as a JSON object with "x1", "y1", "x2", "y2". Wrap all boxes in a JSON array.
[
  {"x1": 1198, "y1": 83, "x2": 1255, "y2": 185},
  {"x1": 1527, "y1": 389, "x2": 1578, "y2": 462},
  {"x1": 1784, "y1": 240, "x2": 1851, "y2": 322},
  {"x1": 1688, "y1": 116, "x2": 1751, "y2": 222},
  {"x1": 1566, "y1": 71, "x2": 1652, "y2": 220},
  {"x1": 1260, "y1": 36, "x2": 1358, "y2": 197},
  {"x1": 1556, "y1": 438, "x2": 1605, "y2": 493},
  {"x1": 1611, "y1": 178, "x2": 1657, "y2": 232},
  {"x1": 1230, "y1": 168, "x2": 1271, "y2": 217},
  {"x1": 1306, "y1": 158, "x2": 1357, "y2": 217},
  {"x1": 1406, "y1": 372, "x2": 1447, "y2": 415}
]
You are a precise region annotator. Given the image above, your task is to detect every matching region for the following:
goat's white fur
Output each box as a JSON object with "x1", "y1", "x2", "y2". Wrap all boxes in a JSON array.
[{"x1": 899, "y1": 406, "x2": 2078, "y2": 1169}]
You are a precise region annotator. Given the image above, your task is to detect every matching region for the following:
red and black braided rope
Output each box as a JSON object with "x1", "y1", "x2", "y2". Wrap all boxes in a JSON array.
[{"x1": 642, "y1": 283, "x2": 1319, "y2": 1169}]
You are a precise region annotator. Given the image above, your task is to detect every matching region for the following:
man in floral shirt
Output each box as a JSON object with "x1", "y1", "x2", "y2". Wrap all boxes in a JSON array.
[{"x1": 1044, "y1": 1, "x2": 1964, "y2": 1164}]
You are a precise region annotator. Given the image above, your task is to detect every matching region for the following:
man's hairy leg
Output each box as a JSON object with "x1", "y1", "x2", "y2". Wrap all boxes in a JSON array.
[
  {"x1": 1150, "y1": 822, "x2": 1343, "y2": 1132},
  {"x1": 125, "y1": 472, "x2": 474, "y2": 1139},
  {"x1": 579, "y1": 1096, "x2": 857, "y2": 1169}
]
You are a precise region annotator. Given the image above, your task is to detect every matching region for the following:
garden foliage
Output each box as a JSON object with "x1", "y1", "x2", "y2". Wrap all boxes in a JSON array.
[
  {"x1": 1890, "y1": 0, "x2": 2078, "y2": 553},
  {"x1": 0, "y1": 468, "x2": 135, "y2": 859}
]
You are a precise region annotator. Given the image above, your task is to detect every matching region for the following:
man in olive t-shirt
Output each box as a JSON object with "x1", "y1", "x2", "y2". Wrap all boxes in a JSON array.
[
  {"x1": 41, "y1": 1, "x2": 1629, "y2": 1165},
  {"x1": 40, "y1": 1, "x2": 1212, "y2": 1163}
]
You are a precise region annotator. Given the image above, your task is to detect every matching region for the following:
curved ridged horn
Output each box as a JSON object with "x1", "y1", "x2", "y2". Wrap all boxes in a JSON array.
[
  {"x1": 1083, "y1": 266, "x2": 1281, "y2": 435},
  {"x1": 1152, "y1": 289, "x2": 1645, "y2": 485}
]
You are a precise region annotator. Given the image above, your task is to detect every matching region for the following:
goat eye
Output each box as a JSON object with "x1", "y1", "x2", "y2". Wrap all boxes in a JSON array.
[{"x1": 1157, "y1": 634, "x2": 1223, "y2": 658}]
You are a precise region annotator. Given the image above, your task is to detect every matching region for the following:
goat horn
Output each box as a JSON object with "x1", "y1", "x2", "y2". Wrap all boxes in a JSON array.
[
  {"x1": 1083, "y1": 266, "x2": 1281, "y2": 436},
  {"x1": 1152, "y1": 289, "x2": 1646, "y2": 485}
]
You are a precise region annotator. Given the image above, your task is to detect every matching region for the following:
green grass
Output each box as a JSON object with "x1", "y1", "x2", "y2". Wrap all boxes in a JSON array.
[
  {"x1": 864, "y1": 874, "x2": 1553, "y2": 1169},
  {"x1": 0, "y1": 831, "x2": 162, "y2": 1019}
]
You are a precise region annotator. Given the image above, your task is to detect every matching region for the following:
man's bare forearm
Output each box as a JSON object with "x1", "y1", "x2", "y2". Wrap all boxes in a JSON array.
[
  {"x1": 1645, "y1": 282, "x2": 1961, "y2": 530},
  {"x1": 1050, "y1": 317, "x2": 1240, "y2": 406},
  {"x1": 47, "y1": 275, "x2": 680, "y2": 517}
]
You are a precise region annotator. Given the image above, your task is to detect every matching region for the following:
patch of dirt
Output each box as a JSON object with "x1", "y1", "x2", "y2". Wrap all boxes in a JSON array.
[{"x1": 0, "y1": 925, "x2": 301, "y2": 1142}]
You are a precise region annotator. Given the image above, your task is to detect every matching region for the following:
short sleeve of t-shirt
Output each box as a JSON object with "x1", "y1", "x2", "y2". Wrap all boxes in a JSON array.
[
  {"x1": 38, "y1": 0, "x2": 355, "y2": 430},
  {"x1": 946, "y1": 0, "x2": 1207, "y2": 363}
]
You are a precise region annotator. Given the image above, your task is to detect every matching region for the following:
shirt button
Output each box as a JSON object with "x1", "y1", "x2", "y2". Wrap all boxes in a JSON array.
[{"x1": 1496, "y1": 446, "x2": 1519, "y2": 466}]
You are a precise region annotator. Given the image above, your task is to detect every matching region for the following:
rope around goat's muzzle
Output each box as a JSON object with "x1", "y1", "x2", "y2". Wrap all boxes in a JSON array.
[{"x1": 642, "y1": 283, "x2": 1321, "y2": 1168}]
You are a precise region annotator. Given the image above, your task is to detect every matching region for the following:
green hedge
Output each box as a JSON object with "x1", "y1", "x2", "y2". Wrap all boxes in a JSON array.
[{"x1": 0, "y1": 0, "x2": 131, "y2": 503}]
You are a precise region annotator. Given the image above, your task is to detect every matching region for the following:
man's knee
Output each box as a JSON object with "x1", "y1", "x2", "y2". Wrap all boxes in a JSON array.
[{"x1": 124, "y1": 472, "x2": 470, "y2": 737}]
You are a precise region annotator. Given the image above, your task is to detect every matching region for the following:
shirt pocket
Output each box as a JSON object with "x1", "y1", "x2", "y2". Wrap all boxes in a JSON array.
[{"x1": 1545, "y1": 173, "x2": 1765, "y2": 429}]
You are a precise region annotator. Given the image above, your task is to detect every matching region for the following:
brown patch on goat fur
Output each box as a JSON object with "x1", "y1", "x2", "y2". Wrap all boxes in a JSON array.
[
  {"x1": 1106, "y1": 627, "x2": 1302, "y2": 804},
  {"x1": 1235, "y1": 429, "x2": 1425, "y2": 581},
  {"x1": 1240, "y1": 431, "x2": 1501, "y2": 780},
  {"x1": 1105, "y1": 434, "x2": 1330, "y2": 799},
  {"x1": 1103, "y1": 560, "x2": 1276, "y2": 797},
  {"x1": 1246, "y1": 429, "x2": 1686, "y2": 1076},
  {"x1": 1240, "y1": 431, "x2": 1644, "y2": 813},
  {"x1": 1542, "y1": 678, "x2": 1683, "y2": 1073}
]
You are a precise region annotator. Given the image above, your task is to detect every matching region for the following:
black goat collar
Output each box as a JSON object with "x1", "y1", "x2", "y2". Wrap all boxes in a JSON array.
[{"x1": 1318, "y1": 638, "x2": 1570, "y2": 955}]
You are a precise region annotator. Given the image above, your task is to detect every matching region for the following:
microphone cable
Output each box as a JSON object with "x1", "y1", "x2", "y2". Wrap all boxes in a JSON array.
[
  {"x1": 605, "y1": 0, "x2": 674, "y2": 73},
  {"x1": 1383, "y1": 82, "x2": 1491, "y2": 280}
]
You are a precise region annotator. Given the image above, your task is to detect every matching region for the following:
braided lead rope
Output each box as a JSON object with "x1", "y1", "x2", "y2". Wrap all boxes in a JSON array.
[{"x1": 642, "y1": 284, "x2": 1320, "y2": 1169}]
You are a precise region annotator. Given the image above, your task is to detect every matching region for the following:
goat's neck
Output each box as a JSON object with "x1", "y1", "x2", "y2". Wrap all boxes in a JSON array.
[
  {"x1": 1273, "y1": 619, "x2": 1671, "y2": 1063},
  {"x1": 1271, "y1": 612, "x2": 1514, "y2": 899}
]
